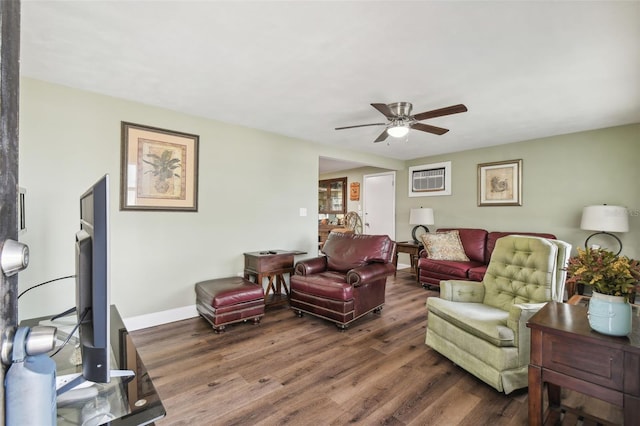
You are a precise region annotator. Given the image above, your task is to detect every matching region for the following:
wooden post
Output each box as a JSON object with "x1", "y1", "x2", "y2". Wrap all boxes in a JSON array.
[{"x1": 0, "y1": 1, "x2": 21, "y2": 424}]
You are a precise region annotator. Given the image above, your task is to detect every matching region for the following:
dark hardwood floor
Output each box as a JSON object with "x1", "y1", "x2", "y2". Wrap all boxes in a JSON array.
[{"x1": 131, "y1": 269, "x2": 622, "y2": 426}]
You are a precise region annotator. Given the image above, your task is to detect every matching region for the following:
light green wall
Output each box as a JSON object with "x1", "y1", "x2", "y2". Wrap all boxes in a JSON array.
[
  {"x1": 322, "y1": 125, "x2": 639, "y2": 265},
  {"x1": 17, "y1": 78, "x2": 639, "y2": 322},
  {"x1": 320, "y1": 127, "x2": 640, "y2": 264},
  {"x1": 17, "y1": 78, "x2": 400, "y2": 320},
  {"x1": 398, "y1": 124, "x2": 640, "y2": 259}
]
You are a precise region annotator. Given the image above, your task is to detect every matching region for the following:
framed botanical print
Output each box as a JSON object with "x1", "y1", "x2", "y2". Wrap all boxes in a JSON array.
[{"x1": 120, "y1": 122, "x2": 199, "y2": 211}]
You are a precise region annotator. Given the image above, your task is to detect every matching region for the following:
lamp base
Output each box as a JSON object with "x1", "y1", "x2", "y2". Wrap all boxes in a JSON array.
[
  {"x1": 411, "y1": 225, "x2": 429, "y2": 245},
  {"x1": 584, "y1": 232, "x2": 622, "y2": 255}
]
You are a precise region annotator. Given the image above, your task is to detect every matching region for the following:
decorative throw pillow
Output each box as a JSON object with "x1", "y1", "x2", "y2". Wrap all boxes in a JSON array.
[{"x1": 421, "y1": 230, "x2": 470, "y2": 261}]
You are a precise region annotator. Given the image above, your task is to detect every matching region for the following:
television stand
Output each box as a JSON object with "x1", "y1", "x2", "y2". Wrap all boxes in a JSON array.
[
  {"x1": 56, "y1": 369, "x2": 135, "y2": 395},
  {"x1": 22, "y1": 305, "x2": 165, "y2": 425}
]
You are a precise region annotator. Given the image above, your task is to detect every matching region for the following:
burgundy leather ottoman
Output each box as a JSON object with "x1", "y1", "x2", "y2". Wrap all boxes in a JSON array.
[{"x1": 195, "y1": 276, "x2": 265, "y2": 333}]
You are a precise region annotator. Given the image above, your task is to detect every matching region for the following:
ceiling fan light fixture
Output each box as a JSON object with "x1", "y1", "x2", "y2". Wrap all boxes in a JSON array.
[{"x1": 387, "y1": 125, "x2": 409, "y2": 138}]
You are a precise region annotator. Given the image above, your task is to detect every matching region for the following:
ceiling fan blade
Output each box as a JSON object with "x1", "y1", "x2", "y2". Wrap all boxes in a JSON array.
[
  {"x1": 335, "y1": 122, "x2": 387, "y2": 130},
  {"x1": 411, "y1": 122, "x2": 449, "y2": 135},
  {"x1": 371, "y1": 103, "x2": 395, "y2": 119},
  {"x1": 373, "y1": 129, "x2": 389, "y2": 143},
  {"x1": 413, "y1": 104, "x2": 468, "y2": 121}
]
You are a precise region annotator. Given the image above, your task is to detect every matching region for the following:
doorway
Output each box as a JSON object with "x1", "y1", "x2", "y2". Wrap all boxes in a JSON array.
[{"x1": 363, "y1": 172, "x2": 396, "y2": 239}]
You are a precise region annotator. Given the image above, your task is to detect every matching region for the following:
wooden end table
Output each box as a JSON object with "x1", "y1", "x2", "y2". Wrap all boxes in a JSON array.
[
  {"x1": 527, "y1": 301, "x2": 640, "y2": 425},
  {"x1": 394, "y1": 241, "x2": 423, "y2": 284},
  {"x1": 243, "y1": 250, "x2": 306, "y2": 307}
]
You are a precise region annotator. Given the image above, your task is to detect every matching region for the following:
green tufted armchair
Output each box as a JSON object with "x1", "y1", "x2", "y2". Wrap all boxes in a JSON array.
[{"x1": 425, "y1": 235, "x2": 571, "y2": 394}]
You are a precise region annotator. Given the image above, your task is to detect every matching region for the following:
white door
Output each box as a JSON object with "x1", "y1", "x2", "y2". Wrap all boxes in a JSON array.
[{"x1": 363, "y1": 172, "x2": 395, "y2": 239}]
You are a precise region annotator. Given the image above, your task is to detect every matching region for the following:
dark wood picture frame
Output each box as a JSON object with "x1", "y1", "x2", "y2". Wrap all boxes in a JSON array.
[{"x1": 120, "y1": 122, "x2": 199, "y2": 211}]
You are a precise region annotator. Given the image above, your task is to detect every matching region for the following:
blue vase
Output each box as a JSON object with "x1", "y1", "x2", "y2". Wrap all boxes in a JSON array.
[{"x1": 587, "y1": 291, "x2": 632, "y2": 336}]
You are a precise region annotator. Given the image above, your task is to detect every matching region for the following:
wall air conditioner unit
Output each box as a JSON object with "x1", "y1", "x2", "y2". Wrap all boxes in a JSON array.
[
  {"x1": 412, "y1": 168, "x2": 445, "y2": 192},
  {"x1": 408, "y1": 161, "x2": 452, "y2": 197}
]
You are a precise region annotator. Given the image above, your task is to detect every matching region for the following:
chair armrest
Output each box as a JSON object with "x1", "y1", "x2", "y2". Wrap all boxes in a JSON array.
[
  {"x1": 440, "y1": 280, "x2": 485, "y2": 302},
  {"x1": 294, "y1": 257, "x2": 328, "y2": 276},
  {"x1": 509, "y1": 302, "x2": 548, "y2": 363},
  {"x1": 509, "y1": 302, "x2": 547, "y2": 326},
  {"x1": 347, "y1": 263, "x2": 396, "y2": 286}
]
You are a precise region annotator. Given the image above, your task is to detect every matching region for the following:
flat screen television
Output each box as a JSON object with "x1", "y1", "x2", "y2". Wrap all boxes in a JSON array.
[{"x1": 75, "y1": 174, "x2": 110, "y2": 384}]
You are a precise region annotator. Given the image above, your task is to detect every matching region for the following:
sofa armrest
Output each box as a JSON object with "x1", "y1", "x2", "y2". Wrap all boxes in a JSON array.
[
  {"x1": 346, "y1": 263, "x2": 396, "y2": 286},
  {"x1": 440, "y1": 280, "x2": 485, "y2": 302},
  {"x1": 508, "y1": 302, "x2": 547, "y2": 363},
  {"x1": 294, "y1": 256, "x2": 328, "y2": 276}
]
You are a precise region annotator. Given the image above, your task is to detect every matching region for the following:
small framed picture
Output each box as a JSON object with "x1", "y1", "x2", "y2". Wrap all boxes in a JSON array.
[
  {"x1": 350, "y1": 182, "x2": 360, "y2": 201},
  {"x1": 120, "y1": 122, "x2": 199, "y2": 211},
  {"x1": 477, "y1": 159, "x2": 522, "y2": 207}
]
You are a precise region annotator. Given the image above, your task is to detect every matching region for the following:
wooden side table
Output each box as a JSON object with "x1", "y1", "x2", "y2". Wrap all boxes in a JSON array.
[
  {"x1": 527, "y1": 301, "x2": 640, "y2": 425},
  {"x1": 394, "y1": 241, "x2": 423, "y2": 284},
  {"x1": 243, "y1": 250, "x2": 306, "y2": 307}
]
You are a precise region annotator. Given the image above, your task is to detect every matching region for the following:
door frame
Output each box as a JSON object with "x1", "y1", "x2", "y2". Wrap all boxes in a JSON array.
[
  {"x1": 362, "y1": 171, "x2": 396, "y2": 240},
  {"x1": 1, "y1": 0, "x2": 22, "y2": 417}
]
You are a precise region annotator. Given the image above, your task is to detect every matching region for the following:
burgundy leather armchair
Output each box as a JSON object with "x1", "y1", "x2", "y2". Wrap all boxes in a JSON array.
[{"x1": 290, "y1": 232, "x2": 396, "y2": 329}]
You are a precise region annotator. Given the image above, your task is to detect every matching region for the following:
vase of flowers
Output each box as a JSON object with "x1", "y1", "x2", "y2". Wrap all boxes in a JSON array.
[{"x1": 565, "y1": 248, "x2": 640, "y2": 336}]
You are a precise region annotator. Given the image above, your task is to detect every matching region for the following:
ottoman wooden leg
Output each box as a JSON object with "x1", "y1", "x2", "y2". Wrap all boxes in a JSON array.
[{"x1": 213, "y1": 325, "x2": 226, "y2": 333}]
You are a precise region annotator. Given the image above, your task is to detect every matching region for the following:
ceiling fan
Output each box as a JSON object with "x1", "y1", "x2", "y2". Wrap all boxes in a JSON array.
[{"x1": 335, "y1": 102, "x2": 468, "y2": 143}]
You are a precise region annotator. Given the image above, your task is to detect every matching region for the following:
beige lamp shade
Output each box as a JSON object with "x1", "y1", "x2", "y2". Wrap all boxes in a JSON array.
[
  {"x1": 409, "y1": 208, "x2": 434, "y2": 244},
  {"x1": 580, "y1": 205, "x2": 628, "y2": 255},
  {"x1": 409, "y1": 208, "x2": 435, "y2": 225},
  {"x1": 580, "y1": 205, "x2": 628, "y2": 232}
]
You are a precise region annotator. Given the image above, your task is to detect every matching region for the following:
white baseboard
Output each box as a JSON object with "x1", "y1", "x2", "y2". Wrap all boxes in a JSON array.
[
  {"x1": 123, "y1": 304, "x2": 198, "y2": 331},
  {"x1": 397, "y1": 262, "x2": 411, "y2": 270}
]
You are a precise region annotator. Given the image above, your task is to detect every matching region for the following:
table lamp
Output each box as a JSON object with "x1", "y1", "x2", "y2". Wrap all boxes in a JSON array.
[
  {"x1": 580, "y1": 204, "x2": 628, "y2": 255},
  {"x1": 409, "y1": 207, "x2": 434, "y2": 244}
]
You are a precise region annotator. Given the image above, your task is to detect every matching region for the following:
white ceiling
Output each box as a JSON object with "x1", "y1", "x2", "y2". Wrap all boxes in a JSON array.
[
  {"x1": 19, "y1": 1, "x2": 640, "y2": 165},
  {"x1": 319, "y1": 156, "x2": 368, "y2": 175}
]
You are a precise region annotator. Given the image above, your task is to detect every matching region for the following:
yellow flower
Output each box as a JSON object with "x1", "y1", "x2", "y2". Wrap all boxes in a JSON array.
[{"x1": 565, "y1": 247, "x2": 640, "y2": 299}]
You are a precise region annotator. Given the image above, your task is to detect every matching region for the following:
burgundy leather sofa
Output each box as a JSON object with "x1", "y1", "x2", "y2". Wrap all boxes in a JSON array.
[
  {"x1": 418, "y1": 228, "x2": 556, "y2": 289},
  {"x1": 290, "y1": 232, "x2": 396, "y2": 329}
]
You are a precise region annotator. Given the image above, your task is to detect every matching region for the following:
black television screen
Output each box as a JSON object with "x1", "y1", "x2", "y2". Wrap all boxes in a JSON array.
[{"x1": 76, "y1": 174, "x2": 110, "y2": 384}]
